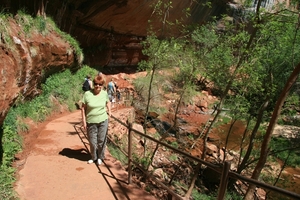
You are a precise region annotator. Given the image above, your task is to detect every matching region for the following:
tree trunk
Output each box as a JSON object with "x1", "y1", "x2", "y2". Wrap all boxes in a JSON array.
[
  {"x1": 237, "y1": 98, "x2": 269, "y2": 174},
  {"x1": 36, "y1": 0, "x2": 46, "y2": 18},
  {"x1": 244, "y1": 62, "x2": 300, "y2": 199}
]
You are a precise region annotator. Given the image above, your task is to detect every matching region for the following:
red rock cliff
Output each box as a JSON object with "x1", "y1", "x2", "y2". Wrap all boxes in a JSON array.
[
  {"x1": 0, "y1": 17, "x2": 80, "y2": 126},
  {"x1": 2, "y1": 0, "x2": 229, "y2": 67}
]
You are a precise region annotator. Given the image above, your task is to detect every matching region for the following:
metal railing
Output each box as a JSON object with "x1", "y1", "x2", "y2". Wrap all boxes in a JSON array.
[{"x1": 109, "y1": 112, "x2": 300, "y2": 200}]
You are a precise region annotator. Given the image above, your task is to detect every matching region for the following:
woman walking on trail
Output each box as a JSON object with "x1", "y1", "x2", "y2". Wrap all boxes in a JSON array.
[{"x1": 81, "y1": 75, "x2": 111, "y2": 165}]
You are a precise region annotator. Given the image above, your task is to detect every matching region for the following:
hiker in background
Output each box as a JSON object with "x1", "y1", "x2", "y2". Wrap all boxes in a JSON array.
[
  {"x1": 107, "y1": 78, "x2": 116, "y2": 102},
  {"x1": 76, "y1": 75, "x2": 93, "y2": 109},
  {"x1": 116, "y1": 85, "x2": 121, "y2": 102},
  {"x1": 81, "y1": 75, "x2": 111, "y2": 165},
  {"x1": 82, "y1": 75, "x2": 93, "y2": 92}
]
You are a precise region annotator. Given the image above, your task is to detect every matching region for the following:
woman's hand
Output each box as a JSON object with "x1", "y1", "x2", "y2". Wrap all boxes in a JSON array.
[
  {"x1": 81, "y1": 103, "x2": 87, "y2": 130},
  {"x1": 82, "y1": 122, "x2": 87, "y2": 130}
]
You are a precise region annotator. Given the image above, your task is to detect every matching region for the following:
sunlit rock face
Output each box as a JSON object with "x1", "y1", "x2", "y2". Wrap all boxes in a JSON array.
[
  {"x1": 4, "y1": 0, "x2": 229, "y2": 67},
  {"x1": 0, "y1": 18, "x2": 79, "y2": 126}
]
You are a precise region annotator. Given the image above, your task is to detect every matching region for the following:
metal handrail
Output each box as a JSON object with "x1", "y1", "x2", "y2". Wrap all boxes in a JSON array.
[{"x1": 109, "y1": 113, "x2": 300, "y2": 199}]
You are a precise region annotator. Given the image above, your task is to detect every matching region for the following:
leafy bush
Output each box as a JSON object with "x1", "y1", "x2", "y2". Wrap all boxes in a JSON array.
[
  {"x1": 1, "y1": 111, "x2": 22, "y2": 199},
  {"x1": 191, "y1": 189, "x2": 243, "y2": 200},
  {"x1": 270, "y1": 137, "x2": 300, "y2": 167},
  {"x1": 107, "y1": 144, "x2": 128, "y2": 166}
]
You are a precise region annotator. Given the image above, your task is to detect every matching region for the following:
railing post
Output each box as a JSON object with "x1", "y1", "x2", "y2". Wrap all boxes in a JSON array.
[
  {"x1": 128, "y1": 122, "x2": 133, "y2": 184},
  {"x1": 217, "y1": 161, "x2": 231, "y2": 200}
]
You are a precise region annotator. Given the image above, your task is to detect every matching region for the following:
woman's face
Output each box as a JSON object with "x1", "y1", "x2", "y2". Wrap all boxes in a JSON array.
[{"x1": 93, "y1": 82, "x2": 102, "y2": 94}]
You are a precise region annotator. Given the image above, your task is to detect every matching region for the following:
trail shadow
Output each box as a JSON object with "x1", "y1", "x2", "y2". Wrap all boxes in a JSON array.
[
  {"x1": 94, "y1": 159, "x2": 132, "y2": 200},
  {"x1": 69, "y1": 121, "x2": 80, "y2": 125},
  {"x1": 59, "y1": 148, "x2": 90, "y2": 161},
  {"x1": 67, "y1": 131, "x2": 78, "y2": 136},
  {"x1": 73, "y1": 122, "x2": 131, "y2": 200}
]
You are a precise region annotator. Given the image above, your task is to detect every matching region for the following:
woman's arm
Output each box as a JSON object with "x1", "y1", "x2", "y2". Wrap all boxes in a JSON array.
[
  {"x1": 81, "y1": 103, "x2": 87, "y2": 130},
  {"x1": 106, "y1": 101, "x2": 111, "y2": 117}
]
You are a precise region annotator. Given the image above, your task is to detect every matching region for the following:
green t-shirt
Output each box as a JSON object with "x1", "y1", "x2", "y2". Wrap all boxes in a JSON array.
[{"x1": 82, "y1": 90, "x2": 109, "y2": 123}]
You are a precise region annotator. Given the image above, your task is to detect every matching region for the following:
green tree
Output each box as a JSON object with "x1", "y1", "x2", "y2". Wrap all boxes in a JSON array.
[{"x1": 245, "y1": 62, "x2": 300, "y2": 199}]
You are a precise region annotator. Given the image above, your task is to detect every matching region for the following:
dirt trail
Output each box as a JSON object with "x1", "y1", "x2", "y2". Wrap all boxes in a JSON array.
[{"x1": 14, "y1": 110, "x2": 156, "y2": 200}]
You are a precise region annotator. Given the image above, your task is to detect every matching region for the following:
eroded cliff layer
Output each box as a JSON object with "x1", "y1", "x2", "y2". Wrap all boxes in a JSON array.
[
  {"x1": 2, "y1": 0, "x2": 228, "y2": 66},
  {"x1": 0, "y1": 17, "x2": 79, "y2": 126}
]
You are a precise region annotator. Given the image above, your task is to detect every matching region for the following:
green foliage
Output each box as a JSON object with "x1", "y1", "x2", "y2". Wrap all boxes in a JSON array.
[
  {"x1": 191, "y1": 189, "x2": 243, "y2": 200},
  {"x1": 107, "y1": 143, "x2": 128, "y2": 165},
  {"x1": 169, "y1": 154, "x2": 178, "y2": 162},
  {"x1": 225, "y1": 94, "x2": 251, "y2": 120},
  {"x1": 191, "y1": 189, "x2": 216, "y2": 200},
  {"x1": 1, "y1": 113, "x2": 22, "y2": 199},
  {"x1": 0, "y1": 164, "x2": 18, "y2": 199},
  {"x1": 225, "y1": 191, "x2": 243, "y2": 200},
  {"x1": 15, "y1": 9, "x2": 53, "y2": 36},
  {"x1": 132, "y1": 152, "x2": 151, "y2": 168},
  {"x1": 16, "y1": 119, "x2": 29, "y2": 133},
  {"x1": 2, "y1": 127, "x2": 21, "y2": 167},
  {"x1": 133, "y1": 75, "x2": 162, "y2": 104},
  {"x1": 140, "y1": 11, "x2": 295, "y2": 197},
  {"x1": 283, "y1": 94, "x2": 299, "y2": 116},
  {"x1": 140, "y1": 156, "x2": 151, "y2": 168},
  {"x1": 191, "y1": 22, "x2": 243, "y2": 92},
  {"x1": 170, "y1": 141, "x2": 179, "y2": 149},
  {"x1": 260, "y1": 171, "x2": 276, "y2": 185},
  {"x1": 270, "y1": 137, "x2": 300, "y2": 167},
  {"x1": 152, "y1": 132, "x2": 161, "y2": 140},
  {"x1": 13, "y1": 68, "x2": 94, "y2": 123},
  {"x1": 0, "y1": 12, "x2": 13, "y2": 47},
  {"x1": 36, "y1": 16, "x2": 46, "y2": 32},
  {"x1": 135, "y1": 5, "x2": 300, "y2": 198},
  {"x1": 251, "y1": 10, "x2": 300, "y2": 108},
  {"x1": 14, "y1": 94, "x2": 52, "y2": 122},
  {"x1": 58, "y1": 30, "x2": 84, "y2": 63},
  {"x1": 151, "y1": 106, "x2": 168, "y2": 115},
  {"x1": 280, "y1": 93, "x2": 300, "y2": 126},
  {"x1": 16, "y1": 9, "x2": 35, "y2": 34},
  {"x1": 139, "y1": 34, "x2": 173, "y2": 72}
]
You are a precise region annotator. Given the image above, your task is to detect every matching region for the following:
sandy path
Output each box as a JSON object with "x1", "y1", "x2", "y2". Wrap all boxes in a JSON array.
[{"x1": 14, "y1": 110, "x2": 156, "y2": 200}]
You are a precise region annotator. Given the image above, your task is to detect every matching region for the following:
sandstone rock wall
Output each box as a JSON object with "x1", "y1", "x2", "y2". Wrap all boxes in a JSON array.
[
  {"x1": 0, "y1": 17, "x2": 79, "y2": 126},
  {"x1": 2, "y1": 0, "x2": 228, "y2": 67}
]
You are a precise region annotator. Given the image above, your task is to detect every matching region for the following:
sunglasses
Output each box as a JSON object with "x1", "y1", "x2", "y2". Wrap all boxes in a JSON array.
[{"x1": 94, "y1": 83, "x2": 102, "y2": 86}]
